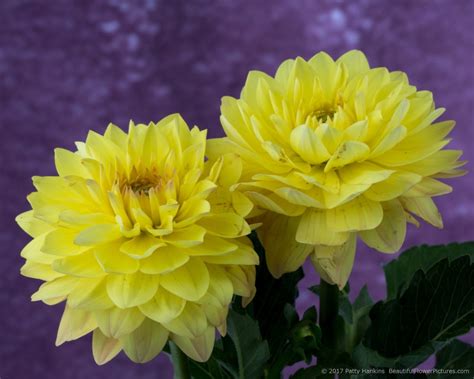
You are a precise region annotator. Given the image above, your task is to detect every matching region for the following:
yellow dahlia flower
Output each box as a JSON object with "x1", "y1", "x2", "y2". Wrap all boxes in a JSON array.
[
  {"x1": 16, "y1": 114, "x2": 258, "y2": 364},
  {"x1": 208, "y1": 50, "x2": 465, "y2": 288}
]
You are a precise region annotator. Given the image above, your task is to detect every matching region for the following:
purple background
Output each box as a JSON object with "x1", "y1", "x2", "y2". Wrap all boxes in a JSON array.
[{"x1": 1, "y1": 1, "x2": 473, "y2": 378}]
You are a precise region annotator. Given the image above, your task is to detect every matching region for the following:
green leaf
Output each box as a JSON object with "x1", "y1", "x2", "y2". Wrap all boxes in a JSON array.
[
  {"x1": 339, "y1": 295, "x2": 353, "y2": 325},
  {"x1": 384, "y1": 242, "x2": 474, "y2": 299},
  {"x1": 344, "y1": 286, "x2": 374, "y2": 353},
  {"x1": 284, "y1": 303, "x2": 299, "y2": 326},
  {"x1": 353, "y1": 285, "x2": 373, "y2": 310},
  {"x1": 359, "y1": 256, "x2": 474, "y2": 368},
  {"x1": 433, "y1": 339, "x2": 474, "y2": 378},
  {"x1": 245, "y1": 232, "x2": 306, "y2": 377},
  {"x1": 265, "y1": 304, "x2": 322, "y2": 378},
  {"x1": 188, "y1": 339, "x2": 234, "y2": 379},
  {"x1": 249, "y1": 232, "x2": 304, "y2": 352},
  {"x1": 224, "y1": 309, "x2": 270, "y2": 379},
  {"x1": 352, "y1": 341, "x2": 444, "y2": 369},
  {"x1": 189, "y1": 357, "x2": 231, "y2": 379}
]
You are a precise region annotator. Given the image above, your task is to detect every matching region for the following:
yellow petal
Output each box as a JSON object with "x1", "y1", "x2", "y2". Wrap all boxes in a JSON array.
[
  {"x1": 54, "y1": 148, "x2": 89, "y2": 177},
  {"x1": 26, "y1": 193, "x2": 64, "y2": 223},
  {"x1": 43, "y1": 295, "x2": 67, "y2": 306},
  {"x1": 31, "y1": 276, "x2": 78, "y2": 302},
  {"x1": 95, "y1": 307, "x2": 145, "y2": 338},
  {"x1": 258, "y1": 213, "x2": 313, "y2": 278},
  {"x1": 225, "y1": 266, "x2": 255, "y2": 298},
  {"x1": 160, "y1": 259, "x2": 209, "y2": 301},
  {"x1": 139, "y1": 287, "x2": 186, "y2": 323},
  {"x1": 106, "y1": 272, "x2": 159, "y2": 308},
  {"x1": 52, "y1": 250, "x2": 104, "y2": 278},
  {"x1": 171, "y1": 326, "x2": 215, "y2": 362},
  {"x1": 217, "y1": 153, "x2": 243, "y2": 187},
  {"x1": 74, "y1": 224, "x2": 122, "y2": 246},
  {"x1": 326, "y1": 196, "x2": 383, "y2": 232},
  {"x1": 360, "y1": 200, "x2": 406, "y2": 253},
  {"x1": 59, "y1": 210, "x2": 115, "y2": 229},
  {"x1": 399, "y1": 150, "x2": 464, "y2": 177},
  {"x1": 94, "y1": 242, "x2": 139, "y2": 274},
  {"x1": 231, "y1": 191, "x2": 254, "y2": 217},
  {"x1": 315, "y1": 123, "x2": 343, "y2": 154},
  {"x1": 121, "y1": 318, "x2": 169, "y2": 363},
  {"x1": 290, "y1": 124, "x2": 331, "y2": 164},
  {"x1": 139, "y1": 245, "x2": 189, "y2": 274},
  {"x1": 92, "y1": 329, "x2": 122, "y2": 365},
  {"x1": 246, "y1": 191, "x2": 306, "y2": 216},
  {"x1": 42, "y1": 228, "x2": 85, "y2": 256},
  {"x1": 201, "y1": 266, "x2": 234, "y2": 307},
  {"x1": 338, "y1": 162, "x2": 394, "y2": 186},
  {"x1": 336, "y1": 50, "x2": 369, "y2": 78},
  {"x1": 16, "y1": 210, "x2": 53, "y2": 237},
  {"x1": 311, "y1": 233, "x2": 357, "y2": 289},
  {"x1": 403, "y1": 120, "x2": 455, "y2": 148},
  {"x1": 344, "y1": 120, "x2": 368, "y2": 141},
  {"x1": 253, "y1": 172, "x2": 313, "y2": 191},
  {"x1": 308, "y1": 52, "x2": 337, "y2": 98},
  {"x1": 324, "y1": 141, "x2": 370, "y2": 172},
  {"x1": 162, "y1": 225, "x2": 206, "y2": 247},
  {"x1": 56, "y1": 305, "x2": 97, "y2": 346},
  {"x1": 403, "y1": 177, "x2": 452, "y2": 197},
  {"x1": 296, "y1": 209, "x2": 350, "y2": 246},
  {"x1": 179, "y1": 168, "x2": 204, "y2": 202},
  {"x1": 85, "y1": 131, "x2": 122, "y2": 170},
  {"x1": 365, "y1": 172, "x2": 421, "y2": 201},
  {"x1": 187, "y1": 235, "x2": 238, "y2": 256},
  {"x1": 201, "y1": 240, "x2": 258, "y2": 266},
  {"x1": 108, "y1": 190, "x2": 132, "y2": 229},
  {"x1": 20, "y1": 260, "x2": 63, "y2": 281},
  {"x1": 400, "y1": 197, "x2": 443, "y2": 228},
  {"x1": 130, "y1": 207, "x2": 153, "y2": 229},
  {"x1": 104, "y1": 123, "x2": 128, "y2": 149},
  {"x1": 68, "y1": 277, "x2": 114, "y2": 310},
  {"x1": 370, "y1": 126, "x2": 407, "y2": 158},
  {"x1": 295, "y1": 168, "x2": 340, "y2": 194},
  {"x1": 174, "y1": 199, "x2": 210, "y2": 228},
  {"x1": 162, "y1": 302, "x2": 208, "y2": 337},
  {"x1": 198, "y1": 213, "x2": 250, "y2": 238},
  {"x1": 201, "y1": 302, "x2": 228, "y2": 328},
  {"x1": 206, "y1": 137, "x2": 236, "y2": 161},
  {"x1": 120, "y1": 234, "x2": 164, "y2": 259},
  {"x1": 274, "y1": 187, "x2": 324, "y2": 208},
  {"x1": 374, "y1": 139, "x2": 450, "y2": 167},
  {"x1": 21, "y1": 233, "x2": 56, "y2": 264}
]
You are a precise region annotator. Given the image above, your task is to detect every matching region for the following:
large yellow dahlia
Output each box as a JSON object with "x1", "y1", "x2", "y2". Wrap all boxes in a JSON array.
[
  {"x1": 208, "y1": 50, "x2": 465, "y2": 288},
  {"x1": 16, "y1": 115, "x2": 258, "y2": 364}
]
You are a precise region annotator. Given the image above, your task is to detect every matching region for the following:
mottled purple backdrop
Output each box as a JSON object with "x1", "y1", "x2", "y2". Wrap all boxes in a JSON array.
[{"x1": 1, "y1": 1, "x2": 473, "y2": 378}]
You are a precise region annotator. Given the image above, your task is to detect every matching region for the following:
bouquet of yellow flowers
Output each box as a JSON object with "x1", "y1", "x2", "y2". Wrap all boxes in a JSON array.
[{"x1": 17, "y1": 51, "x2": 472, "y2": 378}]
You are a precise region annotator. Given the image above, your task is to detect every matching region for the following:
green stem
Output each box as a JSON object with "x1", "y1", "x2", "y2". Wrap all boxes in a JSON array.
[
  {"x1": 170, "y1": 342, "x2": 191, "y2": 379},
  {"x1": 319, "y1": 279, "x2": 340, "y2": 350}
]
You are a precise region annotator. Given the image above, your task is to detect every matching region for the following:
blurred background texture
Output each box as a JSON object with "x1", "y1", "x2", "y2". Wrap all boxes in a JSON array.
[{"x1": 0, "y1": 0, "x2": 473, "y2": 378}]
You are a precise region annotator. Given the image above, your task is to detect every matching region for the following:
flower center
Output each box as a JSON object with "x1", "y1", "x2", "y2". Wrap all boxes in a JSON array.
[
  {"x1": 312, "y1": 108, "x2": 336, "y2": 122},
  {"x1": 129, "y1": 178, "x2": 156, "y2": 194},
  {"x1": 121, "y1": 169, "x2": 165, "y2": 195}
]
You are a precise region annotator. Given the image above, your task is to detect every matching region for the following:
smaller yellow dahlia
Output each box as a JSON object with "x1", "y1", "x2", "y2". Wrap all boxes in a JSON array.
[
  {"x1": 17, "y1": 115, "x2": 258, "y2": 364},
  {"x1": 208, "y1": 50, "x2": 466, "y2": 288}
]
